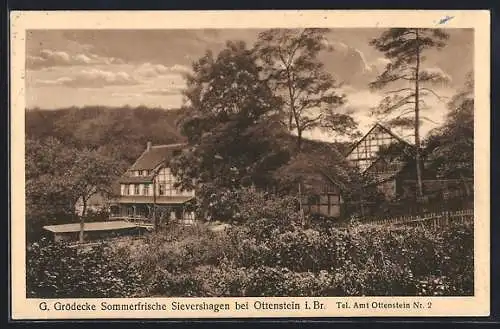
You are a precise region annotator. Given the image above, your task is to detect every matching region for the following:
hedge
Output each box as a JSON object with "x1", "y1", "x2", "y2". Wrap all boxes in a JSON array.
[{"x1": 27, "y1": 220, "x2": 474, "y2": 298}]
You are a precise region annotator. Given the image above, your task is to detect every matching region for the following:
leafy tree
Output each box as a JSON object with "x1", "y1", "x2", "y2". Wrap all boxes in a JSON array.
[
  {"x1": 25, "y1": 137, "x2": 121, "y2": 242},
  {"x1": 255, "y1": 28, "x2": 355, "y2": 150},
  {"x1": 369, "y1": 28, "x2": 450, "y2": 198},
  {"x1": 425, "y1": 73, "x2": 474, "y2": 183},
  {"x1": 69, "y1": 149, "x2": 122, "y2": 242},
  {"x1": 26, "y1": 138, "x2": 77, "y2": 239},
  {"x1": 171, "y1": 41, "x2": 288, "y2": 194}
]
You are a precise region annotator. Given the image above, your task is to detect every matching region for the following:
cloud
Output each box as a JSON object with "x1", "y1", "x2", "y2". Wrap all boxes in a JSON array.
[
  {"x1": 37, "y1": 69, "x2": 139, "y2": 88},
  {"x1": 144, "y1": 86, "x2": 185, "y2": 96},
  {"x1": 322, "y1": 39, "x2": 454, "y2": 91},
  {"x1": 320, "y1": 40, "x2": 378, "y2": 88},
  {"x1": 370, "y1": 57, "x2": 391, "y2": 72},
  {"x1": 134, "y1": 62, "x2": 192, "y2": 78},
  {"x1": 420, "y1": 67, "x2": 453, "y2": 84},
  {"x1": 110, "y1": 92, "x2": 144, "y2": 98},
  {"x1": 27, "y1": 49, "x2": 124, "y2": 70}
]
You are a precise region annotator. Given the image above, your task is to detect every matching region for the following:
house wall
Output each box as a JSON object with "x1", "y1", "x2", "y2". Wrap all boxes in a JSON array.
[
  {"x1": 376, "y1": 179, "x2": 397, "y2": 200},
  {"x1": 120, "y1": 167, "x2": 195, "y2": 197},
  {"x1": 302, "y1": 178, "x2": 343, "y2": 218},
  {"x1": 155, "y1": 167, "x2": 195, "y2": 197},
  {"x1": 347, "y1": 125, "x2": 404, "y2": 172}
]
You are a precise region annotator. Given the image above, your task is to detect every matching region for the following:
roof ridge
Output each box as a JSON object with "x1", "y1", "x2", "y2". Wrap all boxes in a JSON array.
[
  {"x1": 125, "y1": 142, "x2": 187, "y2": 172},
  {"x1": 126, "y1": 148, "x2": 149, "y2": 174}
]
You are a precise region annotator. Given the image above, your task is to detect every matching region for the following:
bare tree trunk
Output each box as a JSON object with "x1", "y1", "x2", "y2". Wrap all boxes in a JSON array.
[
  {"x1": 285, "y1": 65, "x2": 303, "y2": 151},
  {"x1": 79, "y1": 198, "x2": 87, "y2": 243},
  {"x1": 297, "y1": 129, "x2": 303, "y2": 152},
  {"x1": 414, "y1": 29, "x2": 424, "y2": 200},
  {"x1": 153, "y1": 178, "x2": 158, "y2": 232},
  {"x1": 360, "y1": 196, "x2": 365, "y2": 218},
  {"x1": 298, "y1": 182, "x2": 305, "y2": 227}
]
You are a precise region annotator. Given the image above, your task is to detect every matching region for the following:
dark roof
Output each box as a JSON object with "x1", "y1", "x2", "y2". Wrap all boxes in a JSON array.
[
  {"x1": 363, "y1": 157, "x2": 407, "y2": 181},
  {"x1": 274, "y1": 138, "x2": 356, "y2": 193},
  {"x1": 129, "y1": 143, "x2": 186, "y2": 171},
  {"x1": 43, "y1": 221, "x2": 137, "y2": 233},
  {"x1": 113, "y1": 195, "x2": 194, "y2": 205},
  {"x1": 364, "y1": 172, "x2": 400, "y2": 186}
]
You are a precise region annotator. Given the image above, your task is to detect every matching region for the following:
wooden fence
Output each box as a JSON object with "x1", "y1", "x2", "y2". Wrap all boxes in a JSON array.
[{"x1": 361, "y1": 209, "x2": 474, "y2": 228}]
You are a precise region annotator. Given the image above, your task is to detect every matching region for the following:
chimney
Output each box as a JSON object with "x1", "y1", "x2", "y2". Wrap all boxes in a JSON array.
[{"x1": 146, "y1": 141, "x2": 152, "y2": 151}]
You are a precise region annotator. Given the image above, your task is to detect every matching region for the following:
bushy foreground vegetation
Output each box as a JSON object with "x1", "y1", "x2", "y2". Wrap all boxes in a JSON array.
[{"x1": 27, "y1": 216, "x2": 473, "y2": 298}]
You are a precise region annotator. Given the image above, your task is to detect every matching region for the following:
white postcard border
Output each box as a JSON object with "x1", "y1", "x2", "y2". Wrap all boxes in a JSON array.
[{"x1": 10, "y1": 10, "x2": 491, "y2": 319}]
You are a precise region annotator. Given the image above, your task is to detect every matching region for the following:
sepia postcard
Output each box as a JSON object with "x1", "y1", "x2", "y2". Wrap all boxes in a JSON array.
[{"x1": 10, "y1": 10, "x2": 490, "y2": 320}]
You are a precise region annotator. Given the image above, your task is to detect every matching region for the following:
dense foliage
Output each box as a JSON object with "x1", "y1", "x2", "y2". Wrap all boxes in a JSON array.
[
  {"x1": 170, "y1": 41, "x2": 288, "y2": 192},
  {"x1": 25, "y1": 137, "x2": 123, "y2": 241},
  {"x1": 26, "y1": 106, "x2": 185, "y2": 165},
  {"x1": 27, "y1": 238, "x2": 144, "y2": 298},
  {"x1": 425, "y1": 73, "x2": 474, "y2": 179},
  {"x1": 28, "y1": 197, "x2": 474, "y2": 298}
]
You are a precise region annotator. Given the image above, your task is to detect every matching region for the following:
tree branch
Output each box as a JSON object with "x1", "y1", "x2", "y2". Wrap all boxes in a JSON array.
[
  {"x1": 420, "y1": 87, "x2": 448, "y2": 101},
  {"x1": 286, "y1": 29, "x2": 307, "y2": 68},
  {"x1": 384, "y1": 88, "x2": 414, "y2": 95},
  {"x1": 300, "y1": 115, "x2": 323, "y2": 130},
  {"x1": 420, "y1": 116, "x2": 440, "y2": 125}
]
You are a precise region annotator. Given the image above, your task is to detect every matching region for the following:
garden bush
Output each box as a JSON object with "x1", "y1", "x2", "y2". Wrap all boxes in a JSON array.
[
  {"x1": 122, "y1": 220, "x2": 473, "y2": 297},
  {"x1": 26, "y1": 238, "x2": 144, "y2": 298},
  {"x1": 26, "y1": 219, "x2": 474, "y2": 297}
]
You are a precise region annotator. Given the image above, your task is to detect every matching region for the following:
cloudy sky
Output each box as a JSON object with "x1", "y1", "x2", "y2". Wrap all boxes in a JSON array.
[{"x1": 25, "y1": 28, "x2": 473, "y2": 140}]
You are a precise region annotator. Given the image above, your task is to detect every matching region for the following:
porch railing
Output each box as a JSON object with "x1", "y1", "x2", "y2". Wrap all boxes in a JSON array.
[
  {"x1": 109, "y1": 214, "x2": 149, "y2": 220},
  {"x1": 109, "y1": 214, "x2": 197, "y2": 227}
]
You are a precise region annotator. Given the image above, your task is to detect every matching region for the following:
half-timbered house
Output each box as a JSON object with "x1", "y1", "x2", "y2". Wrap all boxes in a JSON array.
[
  {"x1": 275, "y1": 139, "x2": 355, "y2": 219},
  {"x1": 345, "y1": 123, "x2": 414, "y2": 200},
  {"x1": 110, "y1": 142, "x2": 195, "y2": 224}
]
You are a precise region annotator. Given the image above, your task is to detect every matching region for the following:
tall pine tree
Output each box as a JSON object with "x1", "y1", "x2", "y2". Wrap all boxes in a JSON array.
[{"x1": 370, "y1": 28, "x2": 449, "y2": 199}]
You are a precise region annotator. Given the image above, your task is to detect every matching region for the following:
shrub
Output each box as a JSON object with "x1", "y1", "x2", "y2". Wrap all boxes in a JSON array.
[
  {"x1": 27, "y1": 217, "x2": 474, "y2": 297},
  {"x1": 194, "y1": 187, "x2": 301, "y2": 226},
  {"x1": 26, "y1": 238, "x2": 144, "y2": 298}
]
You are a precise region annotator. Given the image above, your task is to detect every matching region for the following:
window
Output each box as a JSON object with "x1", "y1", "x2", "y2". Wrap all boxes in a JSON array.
[
  {"x1": 122, "y1": 184, "x2": 129, "y2": 195},
  {"x1": 143, "y1": 184, "x2": 150, "y2": 196},
  {"x1": 155, "y1": 167, "x2": 179, "y2": 196},
  {"x1": 159, "y1": 183, "x2": 166, "y2": 196},
  {"x1": 134, "y1": 184, "x2": 140, "y2": 195}
]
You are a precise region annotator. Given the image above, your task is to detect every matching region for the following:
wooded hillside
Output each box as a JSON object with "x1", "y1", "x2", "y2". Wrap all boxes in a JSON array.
[
  {"x1": 26, "y1": 106, "x2": 353, "y2": 167},
  {"x1": 26, "y1": 106, "x2": 186, "y2": 165}
]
